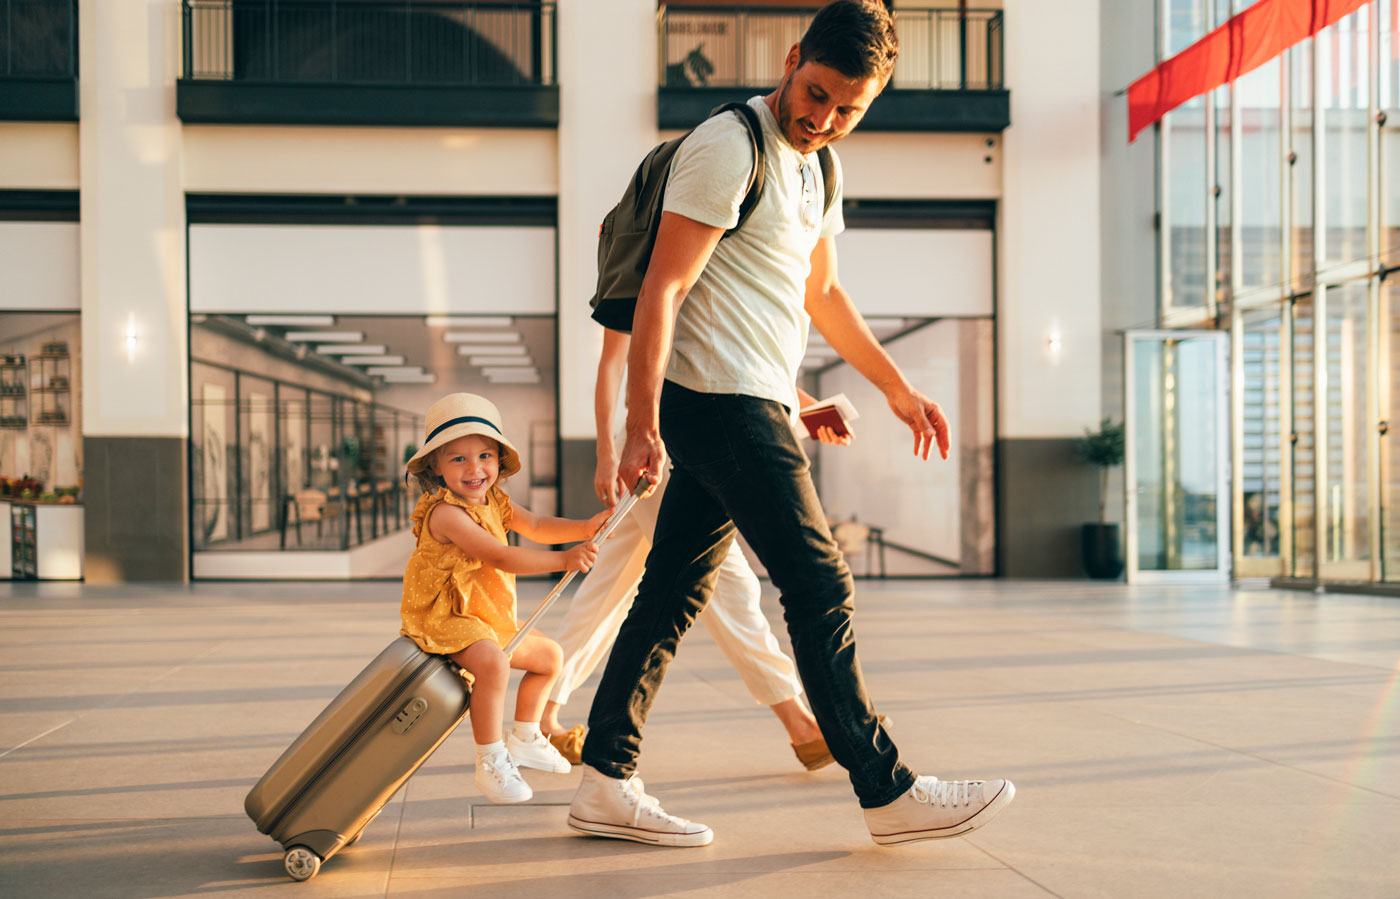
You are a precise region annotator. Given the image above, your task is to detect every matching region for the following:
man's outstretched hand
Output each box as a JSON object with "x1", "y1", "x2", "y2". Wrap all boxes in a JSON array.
[{"x1": 886, "y1": 389, "x2": 950, "y2": 460}]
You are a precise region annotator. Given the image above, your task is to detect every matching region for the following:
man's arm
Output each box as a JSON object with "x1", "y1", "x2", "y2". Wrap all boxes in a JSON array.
[
  {"x1": 619, "y1": 211, "x2": 726, "y2": 493},
  {"x1": 804, "y1": 236, "x2": 950, "y2": 460},
  {"x1": 594, "y1": 328, "x2": 630, "y2": 505}
]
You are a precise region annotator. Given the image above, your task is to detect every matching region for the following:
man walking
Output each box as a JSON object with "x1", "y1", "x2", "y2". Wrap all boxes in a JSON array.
[{"x1": 566, "y1": 0, "x2": 1014, "y2": 847}]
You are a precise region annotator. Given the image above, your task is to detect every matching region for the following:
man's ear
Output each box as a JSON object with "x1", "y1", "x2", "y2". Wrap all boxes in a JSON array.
[{"x1": 784, "y1": 43, "x2": 801, "y2": 76}]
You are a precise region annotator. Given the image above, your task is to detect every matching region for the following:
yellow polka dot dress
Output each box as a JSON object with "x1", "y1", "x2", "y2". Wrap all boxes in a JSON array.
[{"x1": 401, "y1": 486, "x2": 518, "y2": 656}]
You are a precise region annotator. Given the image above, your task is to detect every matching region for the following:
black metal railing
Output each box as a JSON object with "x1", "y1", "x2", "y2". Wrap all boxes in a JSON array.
[
  {"x1": 659, "y1": 5, "x2": 1003, "y2": 91},
  {"x1": 181, "y1": 0, "x2": 556, "y2": 86},
  {"x1": 0, "y1": 0, "x2": 77, "y2": 79}
]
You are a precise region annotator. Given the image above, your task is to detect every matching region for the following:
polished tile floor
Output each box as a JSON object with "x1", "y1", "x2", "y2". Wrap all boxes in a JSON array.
[{"x1": 1, "y1": 578, "x2": 1397, "y2": 898}]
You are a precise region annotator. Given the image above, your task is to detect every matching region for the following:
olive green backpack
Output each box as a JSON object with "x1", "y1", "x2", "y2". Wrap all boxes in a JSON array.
[{"x1": 588, "y1": 102, "x2": 836, "y2": 333}]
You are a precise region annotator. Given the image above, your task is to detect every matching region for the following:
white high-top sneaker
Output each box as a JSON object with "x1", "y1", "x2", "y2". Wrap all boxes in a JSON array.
[
  {"x1": 507, "y1": 731, "x2": 572, "y2": 774},
  {"x1": 475, "y1": 748, "x2": 532, "y2": 804},
  {"x1": 566, "y1": 764, "x2": 713, "y2": 847},
  {"x1": 864, "y1": 775, "x2": 1015, "y2": 845}
]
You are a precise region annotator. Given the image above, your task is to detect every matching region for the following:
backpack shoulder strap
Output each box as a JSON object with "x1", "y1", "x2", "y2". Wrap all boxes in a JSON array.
[
  {"x1": 817, "y1": 146, "x2": 838, "y2": 218},
  {"x1": 707, "y1": 102, "x2": 766, "y2": 237}
]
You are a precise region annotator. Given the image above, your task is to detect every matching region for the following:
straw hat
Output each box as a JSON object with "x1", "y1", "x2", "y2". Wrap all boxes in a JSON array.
[{"x1": 406, "y1": 393, "x2": 521, "y2": 479}]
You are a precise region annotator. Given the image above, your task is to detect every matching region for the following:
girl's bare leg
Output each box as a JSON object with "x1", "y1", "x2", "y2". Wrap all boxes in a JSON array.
[
  {"x1": 451, "y1": 641, "x2": 510, "y2": 745},
  {"x1": 508, "y1": 630, "x2": 562, "y2": 725}
]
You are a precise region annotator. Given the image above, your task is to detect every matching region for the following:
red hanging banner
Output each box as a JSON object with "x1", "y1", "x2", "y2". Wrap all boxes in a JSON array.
[{"x1": 1127, "y1": 0, "x2": 1371, "y2": 142}]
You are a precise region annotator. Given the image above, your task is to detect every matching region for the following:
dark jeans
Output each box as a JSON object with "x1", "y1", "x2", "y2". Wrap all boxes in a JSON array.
[{"x1": 581, "y1": 380, "x2": 915, "y2": 808}]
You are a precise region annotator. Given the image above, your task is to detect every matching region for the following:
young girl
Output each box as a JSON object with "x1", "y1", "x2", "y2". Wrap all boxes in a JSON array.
[{"x1": 401, "y1": 393, "x2": 610, "y2": 804}]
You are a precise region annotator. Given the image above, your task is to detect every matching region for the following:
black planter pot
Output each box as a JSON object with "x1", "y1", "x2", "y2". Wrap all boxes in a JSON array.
[{"x1": 1081, "y1": 523, "x2": 1124, "y2": 579}]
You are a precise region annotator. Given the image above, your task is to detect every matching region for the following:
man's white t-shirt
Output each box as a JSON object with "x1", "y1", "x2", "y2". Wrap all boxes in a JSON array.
[{"x1": 661, "y1": 95, "x2": 845, "y2": 413}]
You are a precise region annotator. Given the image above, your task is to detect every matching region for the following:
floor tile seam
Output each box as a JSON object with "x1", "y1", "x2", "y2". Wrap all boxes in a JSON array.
[
  {"x1": 1001, "y1": 604, "x2": 1400, "y2": 675},
  {"x1": 1119, "y1": 629, "x2": 1400, "y2": 674},
  {"x1": 0, "y1": 643, "x2": 228, "y2": 759},
  {"x1": 965, "y1": 839, "x2": 1065, "y2": 898},
  {"x1": 382, "y1": 863, "x2": 1017, "y2": 881},
  {"x1": 1094, "y1": 709, "x2": 1400, "y2": 801},
  {"x1": 382, "y1": 762, "x2": 413, "y2": 898}
]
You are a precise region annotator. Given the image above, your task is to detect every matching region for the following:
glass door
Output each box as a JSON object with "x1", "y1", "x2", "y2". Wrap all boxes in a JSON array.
[
  {"x1": 1125, "y1": 330, "x2": 1231, "y2": 584},
  {"x1": 1235, "y1": 305, "x2": 1285, "y2": 576},
  {"x1": 1318, "y1": 282, "x2": 1375, "y2": 580},
  {"x1": 1290, "y1": 295, "x2": 1318, "y2": 577},
  {"x1": 1381, "y1": 280, "x2": 1400, "y2": 580}
]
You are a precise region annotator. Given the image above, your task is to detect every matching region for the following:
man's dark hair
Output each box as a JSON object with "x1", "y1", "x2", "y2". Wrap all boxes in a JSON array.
[{"x1": 799, "y1": 0, "x2": 899, "y2": 83}]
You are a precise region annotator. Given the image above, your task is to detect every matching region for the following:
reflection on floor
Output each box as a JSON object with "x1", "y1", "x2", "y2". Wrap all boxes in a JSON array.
[{"x1": 0, "y1": 579, "x2": 1396, "y2": 897}]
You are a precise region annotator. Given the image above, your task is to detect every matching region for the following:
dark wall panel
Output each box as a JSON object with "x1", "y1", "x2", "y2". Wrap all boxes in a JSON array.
[
  {"x1": 996, "y1": 438, "x2": 1101, "y2": 578},
  {"x1": 84, "y1": 437, "x2": 189, "y2": 582}
]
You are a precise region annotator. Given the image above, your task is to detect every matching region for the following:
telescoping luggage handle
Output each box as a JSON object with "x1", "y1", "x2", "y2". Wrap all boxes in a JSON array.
[{"x1": 503, "y1": 475, "x2": 651, "y2": 655}]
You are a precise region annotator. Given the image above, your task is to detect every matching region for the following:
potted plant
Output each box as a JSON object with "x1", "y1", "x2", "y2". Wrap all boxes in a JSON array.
[{"x1": 1075, "y1": 417, "x2": 1125, "y2": 579}]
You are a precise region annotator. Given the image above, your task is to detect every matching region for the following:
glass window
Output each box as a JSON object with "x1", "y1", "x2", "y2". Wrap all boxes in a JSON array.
[
  {"x1": 1321, "y1": 282, "x2": 1372, "y2": 566},
  {"x1": 1382, "y1": 0, "x2": 1400, "y2": 266},
  {"x1": 1130, "y1": 334, "x2": 1223, "y2": 573},
  {"x1": 1290, "y1": 295, "x2": 1317, "y2": 577},
  {"x1": 1290, "y1": 41, "x2": 1315, "y2": 295},
  {"x1": 1215, "y1": 84, "x2": 1232, "y2": 304},
  {"x1": 0, "y1": 313, "x2": 83, "y2": 505},
  {"x1": 191, "y1": 362, "x2": 238, "y2": 549},
  {"x1": 307, "y1": 391, "x2": 337, "y2": 493},
  {"x1": 1383, "y1": 280, "x2": 1400, "y2": 580},
  {"x1": 1165, "y1": 101, "x2": 1210, "y2": 314},
  {"x1": 281, "y1": 385, "x2": 309, "y2": 499},
  {"x1": 239, "y1": 374, "x2": 277, "y2": 538},
  {"x1": 1167, "y1": 0, "x2": 1209, "y2": 56},
  {"x1": 1318, "y1": 13, "x2": 1371, "y2": 275},
  {"x1": 1237, "y1": 57, "x2": 1283, "y2": 292},
  {"x1": 1240, "y1": 306, "x2": 1284, "y2": 558}
]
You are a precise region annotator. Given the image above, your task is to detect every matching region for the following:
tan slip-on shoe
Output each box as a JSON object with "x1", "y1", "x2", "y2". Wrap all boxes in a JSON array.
[
  {"x1": 547, "y1": 724, "x2": 585, "y2": 765},
  {"x1": 791, "y1": 714, "x2": 890, "y2": 772}
]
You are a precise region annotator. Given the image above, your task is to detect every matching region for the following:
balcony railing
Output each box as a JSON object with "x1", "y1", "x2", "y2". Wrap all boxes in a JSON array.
[
  {"x1": 0, "y1": 0, "x2": 78, "y2": 121},
  {"x1": 178, "y1": 0, "x2": 558, "y2": 126},
  {"x1": 658, "y1": 5, "x2": 1007, "y2": 132}
]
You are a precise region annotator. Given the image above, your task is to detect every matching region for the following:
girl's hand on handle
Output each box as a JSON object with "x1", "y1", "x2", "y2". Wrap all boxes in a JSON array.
[
  {"x1": 586, "y1": 507, "x2": 614, "y2": 539},
  {"x1": 564, "y1": 541, "x2": 598, "y2": 573}
]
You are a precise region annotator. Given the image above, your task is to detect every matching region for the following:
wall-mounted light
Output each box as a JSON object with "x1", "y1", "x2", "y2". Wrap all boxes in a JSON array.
[
  {"x1": 1046, "y1": 326, "x2": 1063, "y2": 364},
  {"x1": 125, "y1": 314, "x2": 138, "y2": 363}
]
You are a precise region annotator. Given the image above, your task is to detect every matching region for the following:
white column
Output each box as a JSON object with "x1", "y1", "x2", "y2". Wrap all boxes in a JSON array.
[
  {"x1": 998, "y1": 0, "x2": 1102, "y2": 437},
  {"x1": 79, "y1": 0, "x2": 188, "y2": 438},
  {"x1": 555, "y1": 0, "x2": 657, "y2": 439}
]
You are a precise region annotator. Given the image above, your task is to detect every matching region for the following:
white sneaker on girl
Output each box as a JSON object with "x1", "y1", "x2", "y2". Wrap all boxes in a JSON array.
[
  {"x1": 506, "y1": 731, "x2": 573, "y2": 773},
  {"x1": 475, "y1": 748, "x2": 532, "y2": 804}
]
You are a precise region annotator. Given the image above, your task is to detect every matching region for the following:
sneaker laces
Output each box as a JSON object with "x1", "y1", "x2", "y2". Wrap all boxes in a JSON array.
[
  {"x1": 910, "y1": 777, "x2": 982, "y2": 809},
  {"x1": 620, "y1": 774, "x2": 683, "y2": 827},
  {"x1": 481, "y1": 750, "x2": 522, "y2": 786}
]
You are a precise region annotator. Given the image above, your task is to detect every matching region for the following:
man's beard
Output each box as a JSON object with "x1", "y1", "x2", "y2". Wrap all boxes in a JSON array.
[{"x1": 775, "y1": 74, "x2": 829, "y2": 152}]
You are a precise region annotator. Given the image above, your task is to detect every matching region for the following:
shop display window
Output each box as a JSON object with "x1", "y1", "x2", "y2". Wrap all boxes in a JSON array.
[{"x1": 0, "y1": 313, "x2": 82, "y2": 506}]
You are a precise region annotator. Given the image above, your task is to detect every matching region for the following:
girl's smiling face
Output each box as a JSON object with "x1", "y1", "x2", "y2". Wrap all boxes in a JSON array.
[{"x1": 431, "y1": 434, "x2": 500, "y2": 505}]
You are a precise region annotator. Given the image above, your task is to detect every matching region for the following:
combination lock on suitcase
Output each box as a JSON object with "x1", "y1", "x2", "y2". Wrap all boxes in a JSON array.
[{"x1": 244, "y1": 636, "x2": 472, "y2": 881}]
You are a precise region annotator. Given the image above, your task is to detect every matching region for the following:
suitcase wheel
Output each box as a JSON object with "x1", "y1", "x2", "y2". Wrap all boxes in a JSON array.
[{"x1": 284, "y1": 845, "x2": 322, "y2": 882}]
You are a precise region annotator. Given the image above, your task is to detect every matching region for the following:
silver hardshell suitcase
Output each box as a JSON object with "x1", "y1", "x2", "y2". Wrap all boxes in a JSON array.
[
  {"x1": 244, "y1": 636, "x2": 471, "y2": 881},
  {"x1": 244, "y1": 480, "x2": 646, "y2": 881}
]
